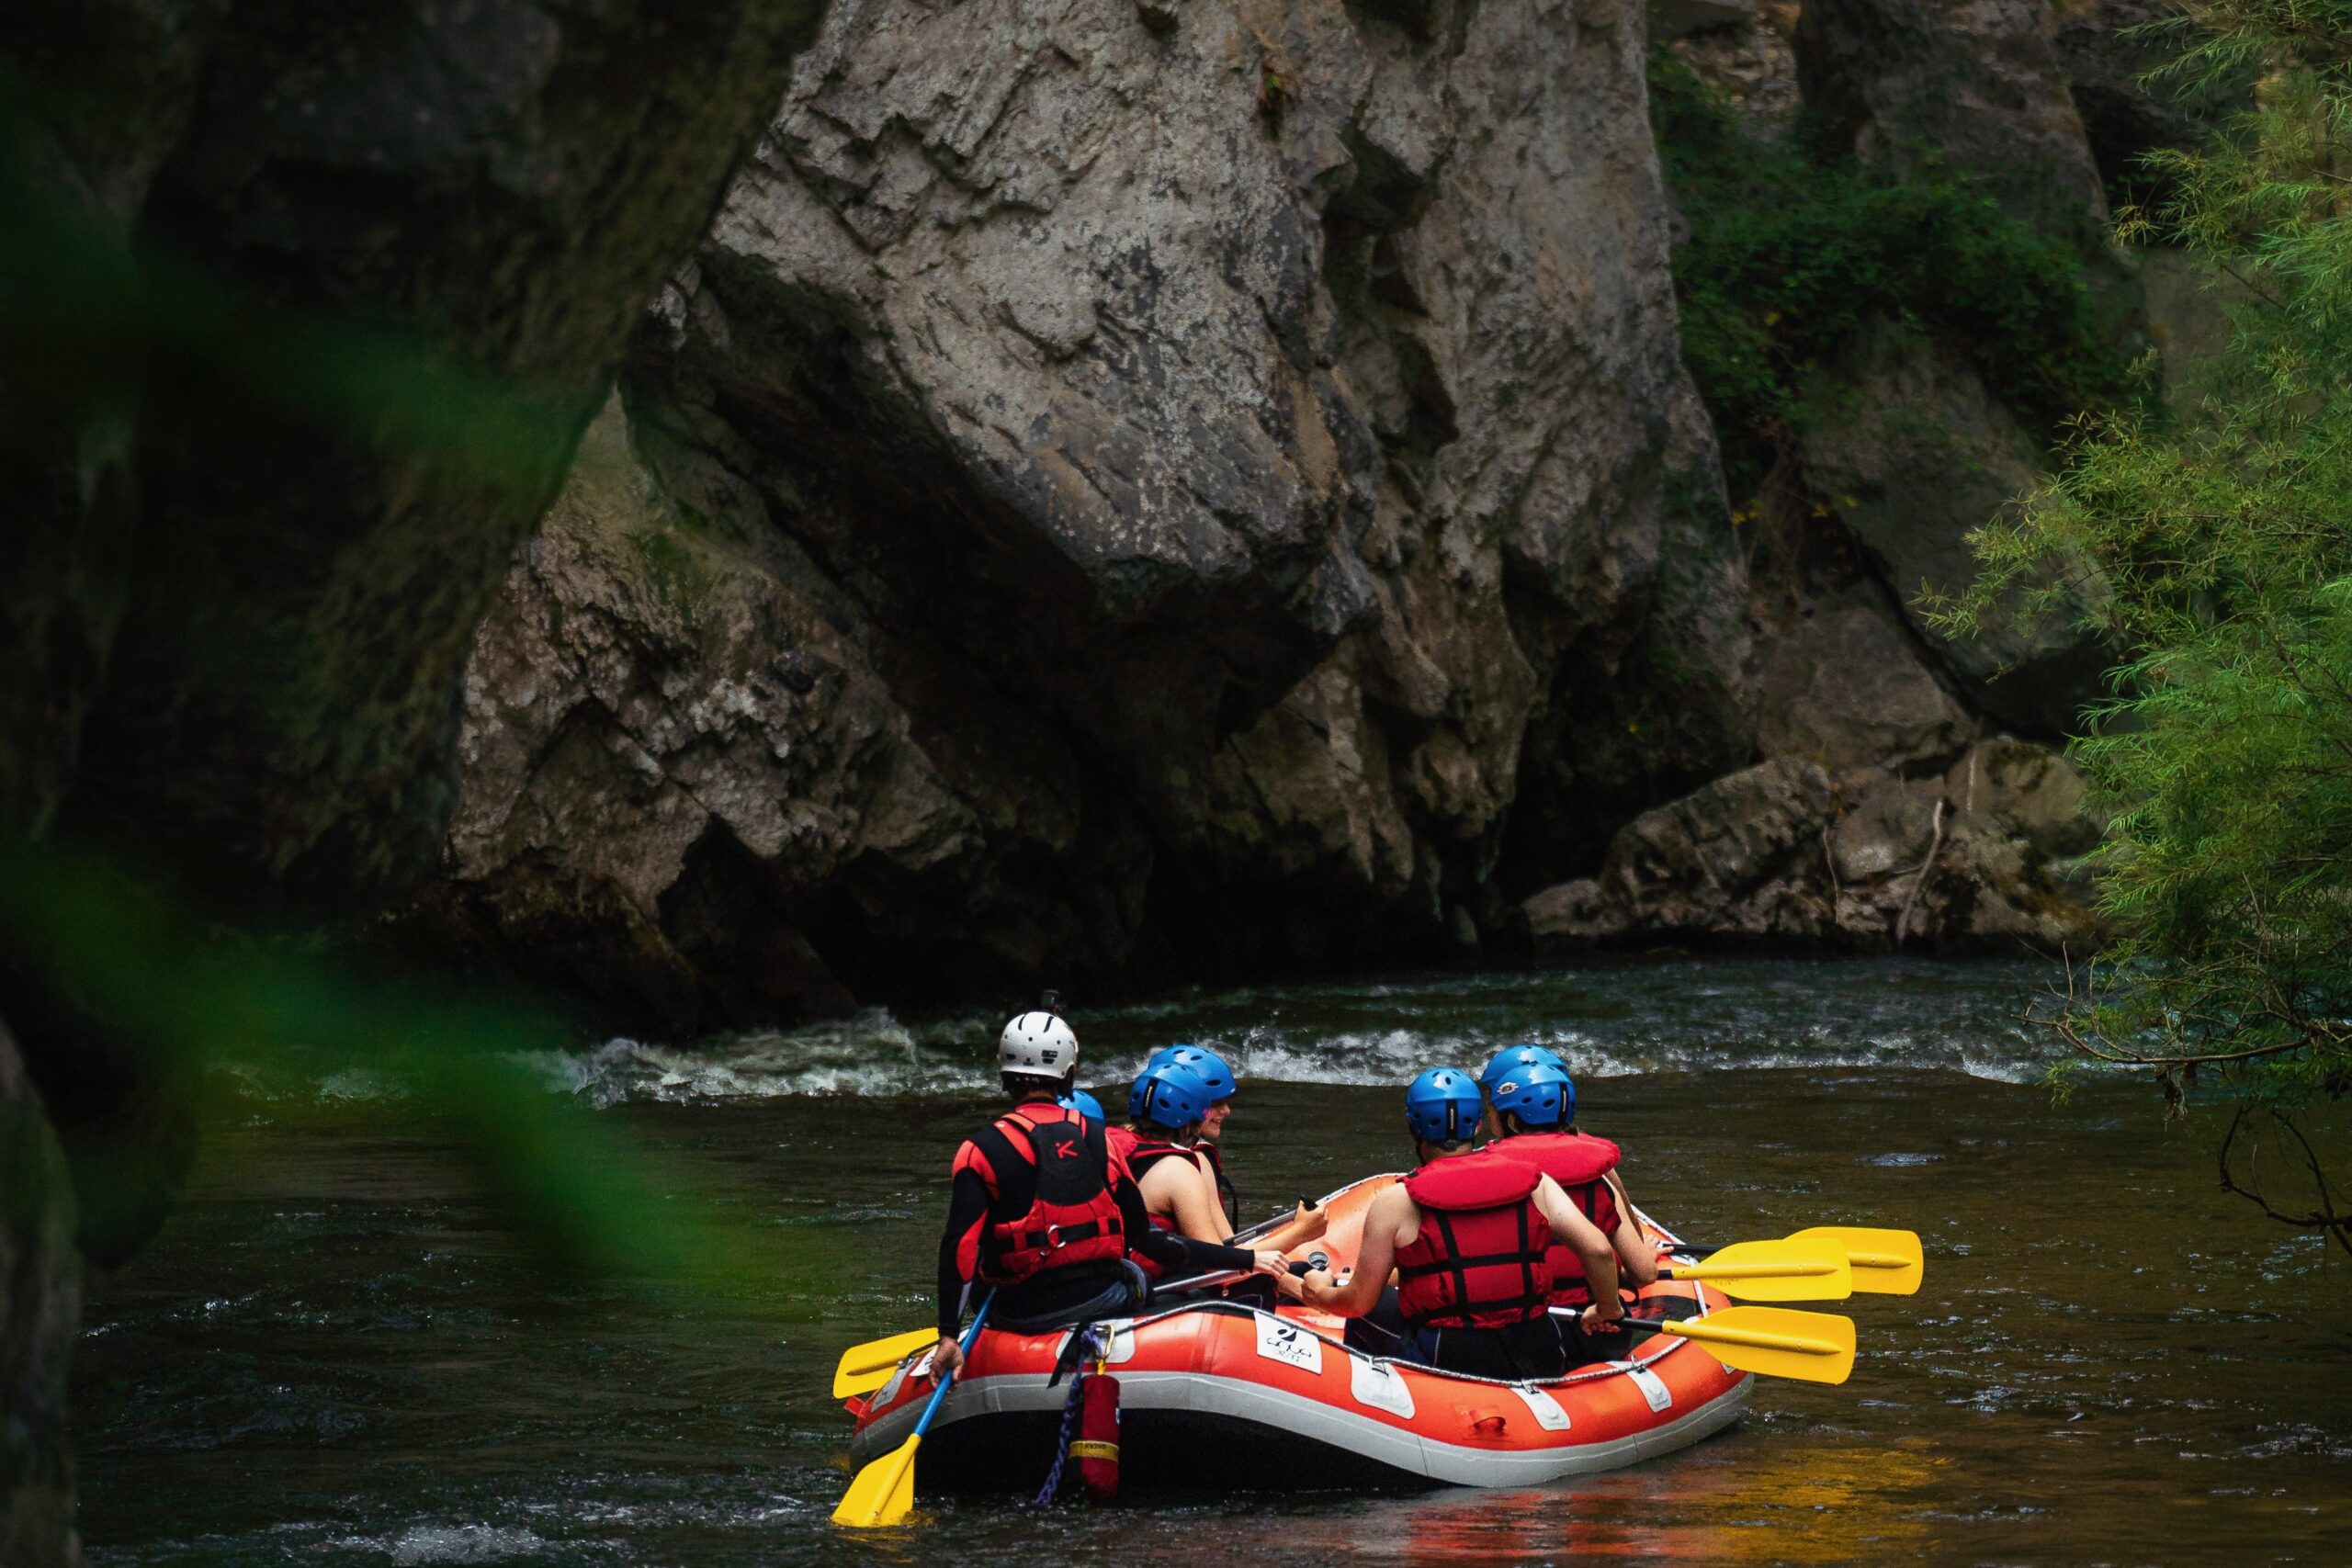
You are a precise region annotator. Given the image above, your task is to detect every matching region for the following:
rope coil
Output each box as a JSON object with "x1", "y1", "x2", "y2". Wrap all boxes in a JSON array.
[{"x1": 1027, "y1": 1325, "x2": 1109, "y2": 1507}]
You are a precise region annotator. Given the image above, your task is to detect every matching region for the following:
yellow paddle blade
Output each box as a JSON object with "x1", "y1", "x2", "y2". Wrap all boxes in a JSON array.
[
  {"x1": 1787, "y1": 1226, "x2": 1924, "y2": 1294},
  {"x1": 832, "y1": 1433, "x2": 922, "y2": 1529},
  {"x1": 1662, "y1": 1305, "x2": 1856, "y2": 1385},
  {"x1": 1663, "y1": 1238, "x2": 1853, "y2": 1302},
  {"x1": 831, "y1": 1328, "x2": 938, "y2": 1401}
]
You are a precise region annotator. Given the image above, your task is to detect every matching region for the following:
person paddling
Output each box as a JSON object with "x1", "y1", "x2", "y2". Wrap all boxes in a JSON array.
[
  {"x1": 929, "y1": 1010, "x2": 1285, "y2": 1377},
  {"x1": 1297, "y1": 1067, "x2": 1624, "y2": 1380},
  {"x1": 1481, "y1": 1055, "x2": 1657, "y2": 1361}
]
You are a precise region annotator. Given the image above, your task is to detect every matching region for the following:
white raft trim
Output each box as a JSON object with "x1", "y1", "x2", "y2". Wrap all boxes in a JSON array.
[{"x1": 854, "y1": 1343, "x2": 1749, "y2": 1487}]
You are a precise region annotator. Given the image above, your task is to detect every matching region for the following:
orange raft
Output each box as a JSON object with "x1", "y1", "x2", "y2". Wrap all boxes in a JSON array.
[{"x1": 842, "y1": 1175, "x2": 1751, "y2": 1491}]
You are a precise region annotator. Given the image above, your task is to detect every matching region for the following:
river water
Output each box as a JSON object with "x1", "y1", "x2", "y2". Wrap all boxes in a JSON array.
[{"x1": 74, "y1": 958, "x2": 2352, "y2": 1565}]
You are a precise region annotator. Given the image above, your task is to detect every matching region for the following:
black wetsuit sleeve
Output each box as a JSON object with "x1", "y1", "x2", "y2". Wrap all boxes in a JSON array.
[
  {"x1": 936, "y1": 1168, "x2": 992, "y2": 1338},
  {"x1": 1116, "y1": 1169, "x2": 1253, "y2": 1276}
]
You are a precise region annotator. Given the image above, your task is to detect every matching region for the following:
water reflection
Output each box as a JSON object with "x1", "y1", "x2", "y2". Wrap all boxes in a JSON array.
[
  {"x1": 73, "y1": 960, "x2": 2352, "y2": 1566},
  {"x1": 1340, "y1": 1439, "x2": 1944, "y2": 1565}
]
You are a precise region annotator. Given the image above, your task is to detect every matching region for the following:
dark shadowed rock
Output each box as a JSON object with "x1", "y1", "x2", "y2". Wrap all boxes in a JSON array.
[
  {"x1": 1753, "y1": 580, "x2": 1976, "y2": 773},
  {"x1": 1802, "y1": 320, "x2": 2112, "y2": 737},
  {"x1": 1654, "y1": 0, "x2": 1759, "y2": 41},
  {"x1": 1796, "y1": 0, "x2": 2109, "y2": 231},
  {"x1": 0, "y1": 1020, "x2": 81, "y2": 1568},
  {"x1": 2052, "y1": 0, "x2": 2247, "y2": 203},
  {"x1": 46, "y1": 0, "x2": 828, "y2": 919},
  {"x1": 2, "y1": 6, "x2": 832, "y2": 1551}
]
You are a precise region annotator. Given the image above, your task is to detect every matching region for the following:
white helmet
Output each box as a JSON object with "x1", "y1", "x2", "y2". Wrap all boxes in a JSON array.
[{"x1": 999, "y1": 1010, "x2": 1079, "y2": 1076}]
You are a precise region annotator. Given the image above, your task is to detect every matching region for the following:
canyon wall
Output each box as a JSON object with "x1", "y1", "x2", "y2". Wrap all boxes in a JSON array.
[{"x1": 420, "y1": 0, "x2": 2205, "y2": 1029}]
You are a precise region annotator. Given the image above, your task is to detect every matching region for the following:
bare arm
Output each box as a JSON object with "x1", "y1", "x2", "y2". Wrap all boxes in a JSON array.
[
  {"x1": 1251, "y1": 1201, "x2": 1329, "y2": 1256},
  {"x1": 1601, "y1": 1169, "x2": 1659, "y2": 1287},
  {"x1": 1302, "y1": 1187, "x2": 1407, "y2": 1319},
  {"x1": 1534, "y1": 1175, "x2": 1623, "y2": 1321}
]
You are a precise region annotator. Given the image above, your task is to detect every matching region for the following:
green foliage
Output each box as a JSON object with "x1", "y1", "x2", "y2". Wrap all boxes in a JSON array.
[
  {"x1": 1648, "y1": 51, "x2": 2132, "y2": 496},
  {"x1": 1945, "y1": 3, "x2": 2352, "y2": 1256},
  {"x1": 0, "y1": 840, "x2": 833, "y2": 1293}
]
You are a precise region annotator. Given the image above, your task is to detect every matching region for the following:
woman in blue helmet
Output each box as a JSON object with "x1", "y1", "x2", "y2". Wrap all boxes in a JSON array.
[
  {"x1": 1296, "y1": 1067, "x2": 1624, "y2": 1380},
  {"x1": 1144, "y1": 1043, "x2": 1242, "y2": 1231},
  {"x1": 1110, "y1": 1059, "x2": 1233, "y2": 1247}
]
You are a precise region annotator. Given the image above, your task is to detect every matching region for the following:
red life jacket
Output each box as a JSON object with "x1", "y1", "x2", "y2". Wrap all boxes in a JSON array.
[
  {"x1": 967, "y1": 1104, "x2": 1127, "y2": 1286},
  {"x1": 1105, "y1": 1125, "x2": 1192, "y2": 1277},
  {"x1": 1395, "y1": 1150, "x2": 1554, "y2": 1330},
  {"x1": 1496, "y1": 1131, "x2": 1623, "y2": 1306}
]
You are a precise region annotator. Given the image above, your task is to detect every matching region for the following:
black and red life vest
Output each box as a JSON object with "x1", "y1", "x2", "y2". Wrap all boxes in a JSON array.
[
  {"x1": 1105, "y1": 1125, "x2": 1193, "y2": 1275},
  {"x1": 1395, "y1": 1150, "x2": 1555, "y2": 1330},
  {"x1": 1496, "y1": 1131, "x2": 1623, "y2": 1306},
  {"x1": 966, "y1": 1103, "x2": 1127, "y2": 1286}
]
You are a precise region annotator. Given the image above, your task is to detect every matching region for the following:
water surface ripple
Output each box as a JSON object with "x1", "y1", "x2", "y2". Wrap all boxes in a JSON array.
[{"x1": 78, "y1": 958, "x2": 2352, "y2": 1565}]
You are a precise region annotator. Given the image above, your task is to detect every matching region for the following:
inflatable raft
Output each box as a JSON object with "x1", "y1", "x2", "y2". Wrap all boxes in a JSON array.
[{"x1": 842, "y1": 1175, "x2": 1749, "y2": 1491}]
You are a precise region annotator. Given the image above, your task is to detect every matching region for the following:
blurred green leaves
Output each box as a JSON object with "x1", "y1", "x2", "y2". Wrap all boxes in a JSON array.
[{"x1": 0, "y1": 837, "x2": 834, "y2": 1295}]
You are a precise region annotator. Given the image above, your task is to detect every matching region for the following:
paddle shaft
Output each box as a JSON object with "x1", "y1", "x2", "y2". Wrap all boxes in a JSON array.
[
  {"x1": 1662, "y1": 1260, "x2": 1840, "y2": 1280},
  {"x1": 1660, "y1": 1316, "x2": 1843, "y2": 1357},
  {"x1": 1675, "y1": 1240, "x2": 1914, "y2": 1273}
]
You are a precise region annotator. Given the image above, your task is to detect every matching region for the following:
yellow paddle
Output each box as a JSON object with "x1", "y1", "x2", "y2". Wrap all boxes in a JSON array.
[
  {"x1": 1657, "y1": 1237, "x2": 1852, "y2": 1302},
  {"x1": 831, "y1": 1327, "x2": 940, "y2": 1400},
  {"x1": 832, "y1": 1292, "x2": 993, "y2": 1529},
  {"x1": 1785, "y1": 1226, "x2": 1923, "y2": 1294},
  {"x1": 1621, "y1": 1304, "x2": 1857, "y2": 1384}
]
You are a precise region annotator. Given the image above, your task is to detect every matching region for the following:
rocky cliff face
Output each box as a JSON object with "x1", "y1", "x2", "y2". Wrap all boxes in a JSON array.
[
  {"x1": 413, "y1": 0, "x2": 1758, "y2": 1034},
  {"x1": 423, "y1": 0, "x2": 2210, "y2": 1009}
]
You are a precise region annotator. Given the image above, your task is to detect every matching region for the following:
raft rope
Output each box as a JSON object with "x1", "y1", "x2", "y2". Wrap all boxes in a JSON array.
[{"x1": 1027, "y1": 1324, "x2": 1109, "y2": 1507}]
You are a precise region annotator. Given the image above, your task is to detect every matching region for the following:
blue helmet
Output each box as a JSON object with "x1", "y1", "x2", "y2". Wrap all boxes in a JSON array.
[
  {"x1": 1145, "y1": 1044, "x2": 1236, "y2": 1102},
  {"x1": 1404, "y1": 1067, "x2": 1484, "y2": 1144},
  {"x1": 1487, "y1": 1059, "x2": 1575, "y2": 1128},
  {"x1": 1478, "y1": 1044, "x2": 1566, "y2": 1095},
  {"x1": 1058, "y1": 1089, "x2": 1106, "y2": 1128},
  {"x1": 1129, "y1": 1059, "x2": 1216, "y2": 1131}
]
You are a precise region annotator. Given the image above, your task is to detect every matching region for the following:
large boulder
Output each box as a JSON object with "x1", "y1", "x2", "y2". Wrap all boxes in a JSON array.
[
  {"x1": 423, "y1": 0, "x2": 1756, "y2": 1023},
  {"x1": 1796, "y1": 0, "x2": 2110, "y2": 231},
  {"x1": 1752, "y1": 580, "x2": 1976, "y2": 773},
  {"x1": 1524, "y1": 739, "x2": 2104, "y2": 952},
  {"x1": 1801, "y1": 321, "x2": 2112, "y2": 737},
  {"x1": 1525, "y1": 758, "x2": 1838, "y2": 943}
]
